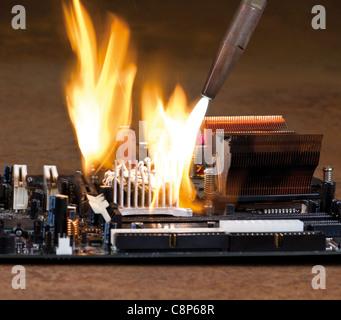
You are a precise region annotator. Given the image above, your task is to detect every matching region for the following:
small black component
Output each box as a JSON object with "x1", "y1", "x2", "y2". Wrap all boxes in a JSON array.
[
  {"x1": 225, "y1": 204, "x2": 235, "y2": 215},
  {"x1": 90, "y1": 207, "x2": 99, "y2": 226},
  {"x1": 0, "y1": 185, "x2": 5, "y2": 208},
  {"x1": 26, "y1": 234, "x2": 34, "y2": 252},
  {"x1": 81, "y1": 232, "x2": 87, "y2": 247},
  {"x1": 99, "y1": 216, "x2": 106, "y2": 228},
  {"x1": 104, "y1": 222, "x2": 117, "y2": 245},
  {"x1": 110, "y1": 205, "x2": 122, "y2": 228},
  {"x1": 321, "y1": 182, "x2": 336, "y2": 213},
  {"x1": 30, "y1": 199, "x2": 40, "y2": 219},
  {"x1": 32, "y1": 220, "x2": 43, "y2": 244},
  {"x1": 304, "y1": 200, "x2": 320, "y2": 214},
  {"x1": 332, "y1": 199, "x2": 341, "y2": 221},
  {"x1": 42, "y1": 224, "x2": 50, "y2": 245},
  {"x1": 207, "y1": 221, "x2": 217, "y2": 228},
  {"x1": 61, "y1": 179, "x2": 70, "y2": 197},
  {"x1": 44, "y1": 231, "x2": 54, "y2": 254},
  {"x1": 32, "y1": 190, "x2": 45, "y2": 208},
  {"x1": 0, "y1": 184, "x2": 11, "y2": 210},
  {"x1": 0, "y1": 233, "x2": 15, "y2": 254},
  {"x1": 100, "y1": 185, "x2": 113, "y2": 204},
  {"x1": 106, "y1": 202, "x2": 118, "y2": 218},
  {"x1": 3, "y1": 166, "x2": 12, "y2": 184},
  {"x1": 131, "y1": 222, "x2": 144, "y2": 229},
  {"x1": 68, "y1": 210, "x2": 77, "y2": 221}
]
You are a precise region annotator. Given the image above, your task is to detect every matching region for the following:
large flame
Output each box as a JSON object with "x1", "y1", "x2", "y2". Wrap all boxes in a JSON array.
[
  {"x1": 63, "y1": 0, "x2": 137, "y2": 172},
  {"x1": 63, "y1": 0, "x2": 208, "y2": 212},
  {"x1": 142, "y1": 85, "x2": 208, "y2": 211}
]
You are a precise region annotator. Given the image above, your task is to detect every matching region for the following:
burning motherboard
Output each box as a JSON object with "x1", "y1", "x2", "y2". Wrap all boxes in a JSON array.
[
  {"x1": 1, "y1": 0, "x2": 340, "y2": 260},
  {"x1": 0, "y1": 113, "x2": 340, "y2": 260}
]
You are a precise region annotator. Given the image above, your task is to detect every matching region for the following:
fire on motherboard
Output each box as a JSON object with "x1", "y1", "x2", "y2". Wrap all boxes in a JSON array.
[
  {"x1": 0, "y1": 111, "x2": 340, "y2": 258},
  {"x1": 0, "y1": 0, "x2": 340, "y2": 260}
]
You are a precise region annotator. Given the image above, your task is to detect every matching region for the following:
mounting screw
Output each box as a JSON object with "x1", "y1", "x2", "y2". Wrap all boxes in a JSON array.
[
  {"x1": 323, "y1": 166, "x2": 334, "y2": 183},
  {"x1": 204, "y1": 168, "x2": 216, "y2": 199}
]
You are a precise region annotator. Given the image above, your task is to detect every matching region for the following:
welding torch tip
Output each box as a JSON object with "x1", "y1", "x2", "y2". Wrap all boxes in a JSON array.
[
  {"x1": 202, "y1": 0, "x2": 267, "y2": 100},
  {"x1": 242, "y1": 0, "x2": 267, "y2": 13},
  {"x1": 201, "y1": 94, "x2": 212, "y2": 101}
]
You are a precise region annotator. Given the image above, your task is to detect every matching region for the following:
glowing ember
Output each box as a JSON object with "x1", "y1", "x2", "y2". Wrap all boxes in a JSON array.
[{"x1": 63, "y1": 0, "x2": 137, "y2": 172}]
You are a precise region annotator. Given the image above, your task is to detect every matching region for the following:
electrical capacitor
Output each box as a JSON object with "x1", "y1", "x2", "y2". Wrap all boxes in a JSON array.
[{"x1": 49, "y1": 195, "x2": 69, "y2": 244}]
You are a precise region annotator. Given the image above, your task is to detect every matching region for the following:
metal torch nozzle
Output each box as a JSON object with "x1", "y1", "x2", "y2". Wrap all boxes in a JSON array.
[{"x1": 202, "y1": 0, "x2": 267, "y2": 100}]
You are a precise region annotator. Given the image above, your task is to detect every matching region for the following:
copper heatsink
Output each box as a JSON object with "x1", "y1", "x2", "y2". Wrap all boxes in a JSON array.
[
  {"x1": 201, "y1": 115, "x2": 323, "y2": 197},
  {"x1": 225, "y1": 134, "x2": 323, "y2": 196},
  {"x1": 203, "y1": 115, "x2": 289, "y2": 133}
]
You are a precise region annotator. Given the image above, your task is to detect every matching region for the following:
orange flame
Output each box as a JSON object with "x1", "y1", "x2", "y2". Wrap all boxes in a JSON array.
[
  {"x1": 63, "y1": 0, "x2": 137, "y2": 172},
  {"x1": 63, "y1": 0, "x2": 208, "y2": 212},
  {"x1": 142, "y1": 85, "x2": 208, "y2": 211}
]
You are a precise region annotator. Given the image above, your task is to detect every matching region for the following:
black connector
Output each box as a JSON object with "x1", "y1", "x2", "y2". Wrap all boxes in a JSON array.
[
  {"x1": 115, "y1": 232, "x2": 229, "y2": 252},
  {"x1": 229, "y1": 232, "x2": 326, "y2": 252},
  {"x1": 307, "y1": 222, "x2": 341, "y2": 237}
]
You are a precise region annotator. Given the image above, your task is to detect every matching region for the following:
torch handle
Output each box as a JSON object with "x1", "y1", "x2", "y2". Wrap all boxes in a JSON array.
[{"x1": 202, "y1": 0, "x2": 267, "y2": 100}]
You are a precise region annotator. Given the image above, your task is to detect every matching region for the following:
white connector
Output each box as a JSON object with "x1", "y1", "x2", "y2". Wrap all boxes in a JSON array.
[
  {"x1": 56, "y1": 236, "x2": 72, "y2": 255},
  {"x1": 219, "y1": 220, "x2": 304, "y2": 233},
  {"x1": 87, "y1": 194, "x2": 111, "y2": 223},
  {"x1": 13, "y1": 164, "x2": 28, "y2": 210},
  {"x1": 43, "y1": 165, "x2": 59, "y2": 210}
]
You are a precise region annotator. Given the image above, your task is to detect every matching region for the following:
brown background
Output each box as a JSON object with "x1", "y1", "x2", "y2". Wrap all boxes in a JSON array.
[{"x1": 0, "y1": 0, "x2": 341, "y2": 300}]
